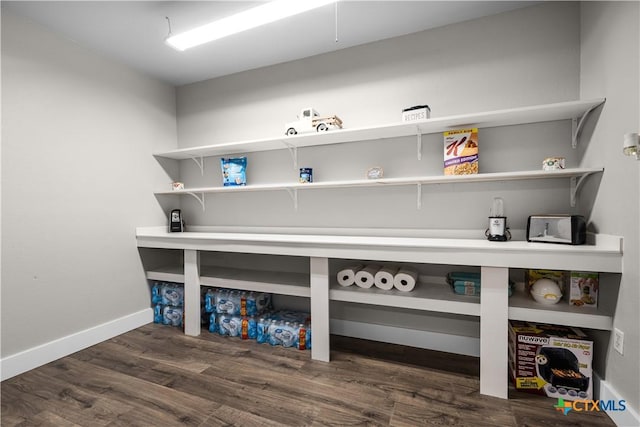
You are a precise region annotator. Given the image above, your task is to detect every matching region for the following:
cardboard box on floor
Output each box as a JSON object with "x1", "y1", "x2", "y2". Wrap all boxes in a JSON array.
[{"x1": 508, "y1": 320, "x2": 593, "y2": 401}]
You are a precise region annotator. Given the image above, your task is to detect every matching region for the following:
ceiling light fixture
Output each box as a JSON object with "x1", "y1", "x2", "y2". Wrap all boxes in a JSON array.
[{"x1": 166, "y1": 0, "x2": 338, "y2": 51}]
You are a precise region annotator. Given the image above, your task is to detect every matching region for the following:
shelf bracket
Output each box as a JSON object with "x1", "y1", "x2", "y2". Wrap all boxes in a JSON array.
[
  {"x1": 186, "y1": 192, "x2": 205, "y2": 211},
  {"x1": 416, "y1": 183, "x2": 422, "y2": 210},
  {"x1": 283, "y1": 141, "x2": 298, "y2": 170},
  {"x1": 416, "y1": 127, "x2": 423, "y2": 160},
  {"x1": 570, "y1": 172, "x2": 596, "y2": 207},
  {"x1": 285, "y1": 188, "x2": 298, "y2": 211},
  {"x1": 571, "y1": 102, "x2": 602, "y2": 148},
  {"x1": 190, "y1": 156, "x2": 204, "y2": 175}
]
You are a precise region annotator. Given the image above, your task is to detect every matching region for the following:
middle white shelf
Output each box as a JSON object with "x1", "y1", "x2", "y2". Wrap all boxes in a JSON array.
[{"x1": 156, "y1": 167, "x2": 603, "y2": 210}]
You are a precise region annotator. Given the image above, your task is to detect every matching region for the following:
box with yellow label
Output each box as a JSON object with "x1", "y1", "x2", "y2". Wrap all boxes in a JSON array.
[
  {"x1": 443, "y1": 128, "x2": 478, "y2": 175},
  {"x1": 508, "y1": 320, "x2": 592, "y2": 401}
]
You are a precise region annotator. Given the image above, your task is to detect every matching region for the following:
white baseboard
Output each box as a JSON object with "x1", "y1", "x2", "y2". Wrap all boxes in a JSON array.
[
  {"x1": 330, "y1": 319, "x2": 480, "y2": 357},
  {"x1": 1, "y1": 308, "x2": 153, "y2": 381},
  {"x1": 599, "y1": 379, "x2": 640, "y2": 427}
]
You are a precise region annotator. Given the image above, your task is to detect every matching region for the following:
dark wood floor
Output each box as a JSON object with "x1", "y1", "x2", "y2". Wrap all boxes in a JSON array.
[{"x1": 2, "y1": 324, "x2": 615, "y2": 426}]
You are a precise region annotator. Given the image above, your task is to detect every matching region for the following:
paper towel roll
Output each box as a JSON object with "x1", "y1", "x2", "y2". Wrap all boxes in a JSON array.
[
  {"x1": 337, "y1": 265, "x2": 364, "y2": 287},
  {"x1": 374, "y1": 266, "x2": 398, "y2": 290},
  {"x1": 355, "y1": 265, "x2": 381, "y2": 289},
  {"x1": 394, "y1": 268, "x2": 418, "y2": 292}
]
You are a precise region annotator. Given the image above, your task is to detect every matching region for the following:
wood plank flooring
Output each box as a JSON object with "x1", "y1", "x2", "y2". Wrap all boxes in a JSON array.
[{"x1": 2, "y1": 324, "x2": 616, "y2": 426}]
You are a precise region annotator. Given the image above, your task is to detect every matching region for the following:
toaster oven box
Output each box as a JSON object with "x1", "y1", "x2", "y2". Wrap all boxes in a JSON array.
[{"x1": 509, "y1": 320, "x2": 593, "y2": 401}]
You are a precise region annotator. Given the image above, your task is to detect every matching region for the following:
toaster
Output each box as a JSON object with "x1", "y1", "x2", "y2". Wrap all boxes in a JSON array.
[{"x1": 526, "y1": 215, "x2": 586, "y2": 245}]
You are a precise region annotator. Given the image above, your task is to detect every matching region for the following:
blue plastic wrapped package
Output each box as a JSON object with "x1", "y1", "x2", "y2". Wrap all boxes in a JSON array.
[
  {"x1": 204, "y1": 289, "x2": 216, "y2": 313},
  {"x1": 241, "y1": 316, "x2": 258, "y2": 340},
  {"x1": 446, "y1": 272, "x2": 514, "y2": 297},
  {"x1": 151, "y1": 282, "x2": 163, "y2": 304},
  {"x1": 153, "y1": 304, "x2": 164, "y2": 324},
  {"x1": 217, "y1": 315, "x2": 257, "y2": 339},
  {"x1": 220, "y1": 157, "x2": 247, "y2": 186},
  {"x1": 161, "y1": 306, "x2": 183, "y2": 327},
  {"x1": 269, "y1": 310, "x2": 310, "y2": 325},
  {"x1": 257, "y1": 316, "x2": 271, "y2": 343},
  {"x1": 244, "y1": 291, "x2": 271, "y2": 316},
  {"x1": 216, "y1": 289, "x2": 242, "y2": 315},
  {"x1": 161, "y1": 282, "x2": 184, "y2": 307},
  {"x1": 208, "y1": 312, "x2": 217, "y2": 333},
  {"x1": 268, "y1": 321, "x2": 298, "y2": 348}
]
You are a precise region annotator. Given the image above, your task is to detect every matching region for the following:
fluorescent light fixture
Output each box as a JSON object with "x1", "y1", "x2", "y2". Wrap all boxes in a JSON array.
[{"x1": 166, "y1": 0, "x2": 337, "y2": 51}]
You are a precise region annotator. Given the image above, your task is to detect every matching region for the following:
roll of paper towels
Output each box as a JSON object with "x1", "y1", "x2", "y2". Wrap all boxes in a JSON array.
[
  {"x1": 374, "y1": 266, "x2": 399, "y2": 290},
  {"x1": 394, "y1": 268, "x2": 418, "y2": 292},
  {"x1": 337, "y1": 265, "x2": 363, "y2": 287},
  {"x1": 355, "y1": 265, "x2": 381, "y2": 289}
]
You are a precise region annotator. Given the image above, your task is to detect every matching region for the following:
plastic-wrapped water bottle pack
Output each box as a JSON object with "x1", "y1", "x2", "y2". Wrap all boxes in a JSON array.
[
  {"x1": 151, "y1": 281, "x2": 185, "y2": 328},
  {"x1": 204, "y1": 288, "x2": 271, "y2": 316}
]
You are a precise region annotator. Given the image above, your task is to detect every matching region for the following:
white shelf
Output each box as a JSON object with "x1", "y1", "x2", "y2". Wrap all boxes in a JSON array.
[
  {"x1": 329, "y1": 281, "x2": 480, "y2": 317},
  {"x1": 155, "y1": 168, "x2": 603, "y2": 196},
  {"x1": 146, "y1": 265, "x2": 184, "y2": 283},
  {"x1": 147, "y1": 265, "x2": 310, "y2": 297},
  {"x1": 330, "y1": 280, "x2": 614, "y2": 331},
  {"x1": 136, "y1": 228, "x2": 623, "y2": 273},
  {"x1": 154, "y1": 98, "x2": 605, "y2": 160},
  {"x1": 508, "y1": 283, "x2": 613, "y2": 331},
  {"x1": 199, "y1": 266, "x2": 310, "y2": 298}
]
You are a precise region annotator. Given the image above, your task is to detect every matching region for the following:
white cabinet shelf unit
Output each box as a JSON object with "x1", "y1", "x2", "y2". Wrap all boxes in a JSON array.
[
  {"x1": 154, "y1": 98, "x2": 605, "y2": 210},
  {"x1": 154, "y1": 98, "x2": 605, "y2": 161},
  {"x1": 136, "y1": 227, "x2": 622, "y2": 400}
]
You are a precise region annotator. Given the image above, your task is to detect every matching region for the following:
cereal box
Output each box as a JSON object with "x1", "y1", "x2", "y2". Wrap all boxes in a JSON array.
[
  {"x1": 569, "y1": 272, "x2": 599, "y2": 308},
  {"x1": 444, "y1": 128, "x2": 478, "y2": 175}
]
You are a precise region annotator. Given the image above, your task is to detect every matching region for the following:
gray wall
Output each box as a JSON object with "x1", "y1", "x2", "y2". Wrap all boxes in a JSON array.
[
  {"x1": 1, "y1": 12, "x2": 176, "y2": 357},
  {"x1": 175, "y1": 2, "x2": 584, "y2": 232},
  {"x1": 580, "y1": 1, "x2": 640, "y2": 412}
]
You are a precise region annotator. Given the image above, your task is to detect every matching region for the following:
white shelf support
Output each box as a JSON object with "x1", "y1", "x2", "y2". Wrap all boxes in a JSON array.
[
  {"x1": 571, "y1": 101, "x2": 603, "y2": 148},
  {"x1": 480, "y1": 266, "x2": 509, "y2": 399},
  {"x1": 285, "y1": 188, "x2": 298, "y2": 211},
  {"x1": 186, "y1": 192, "x2": 205, "y2": 211},
  {"x1": 310, "y1": 257, "x2": 330, "y2": 362},
  {"x1": 416, "y1": 127, "x2": 423, "y2": 160},
  {"x1": 283, "y1": 141, "x2": 298, "y2": 170},
  {"x1": 570, "y1": 171, "x2": 597, "y2": 207},
  {"x1": 416, "y1": 183, "x2": 422, "y2": 210},
  {"x1": 184, "y1": 250, "x2": 201, "y2": 337},
  {"x1": 190, "y1": 155, "x2": 204, "y2": 175}
]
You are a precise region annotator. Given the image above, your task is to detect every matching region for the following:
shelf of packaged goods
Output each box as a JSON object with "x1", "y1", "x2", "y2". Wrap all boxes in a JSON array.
[
  {"x1": 153, "y1": 98, "x2": 605, "y2": 160},
  {"x1": 199, "y1": 266, "x2": 310, "y2": 298},
  {"x1": 329, "y1": 280, "x2": 480, "y2": 317},
  {"x1": 146, "y1": 265, "x2": 184, "y2": 283},
  {"x1": 508, "y1": 283, "x2": 614, "y2": 331},
  {"x1": 155, "y1": 168, "x2": 603, "y2": 210}
]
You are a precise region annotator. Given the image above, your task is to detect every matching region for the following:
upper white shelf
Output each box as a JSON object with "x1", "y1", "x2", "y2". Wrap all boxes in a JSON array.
[{"x1": 154, "y1": 98, "x2": 605, "y2": 160}]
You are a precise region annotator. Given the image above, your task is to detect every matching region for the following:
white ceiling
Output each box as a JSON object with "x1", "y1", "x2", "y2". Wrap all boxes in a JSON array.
[{"x1": 2, "y1": 1, "x2": 539, "y2": 86}]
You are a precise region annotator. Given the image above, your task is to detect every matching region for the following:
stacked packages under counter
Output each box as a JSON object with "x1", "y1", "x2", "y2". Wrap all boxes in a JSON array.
[{"x1": 137, "y1": 227, "x2": 622, "y2": 400}]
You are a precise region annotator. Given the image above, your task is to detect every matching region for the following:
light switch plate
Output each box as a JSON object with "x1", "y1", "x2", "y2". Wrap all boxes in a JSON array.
[{"x1": 614, "y1": 328, "x2": 624, "y2": 355}]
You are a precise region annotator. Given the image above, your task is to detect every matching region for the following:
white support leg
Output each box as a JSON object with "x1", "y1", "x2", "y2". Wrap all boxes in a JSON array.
[
  {"x1": 310, "y1": 257, "x2": 330, "y2": 362},
  {"x1": 184, "y1": 249, "x2": 201, "y2": 336},
  {"x1": 480, "y1": 266, "x2": 509, "y2": 399}
]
